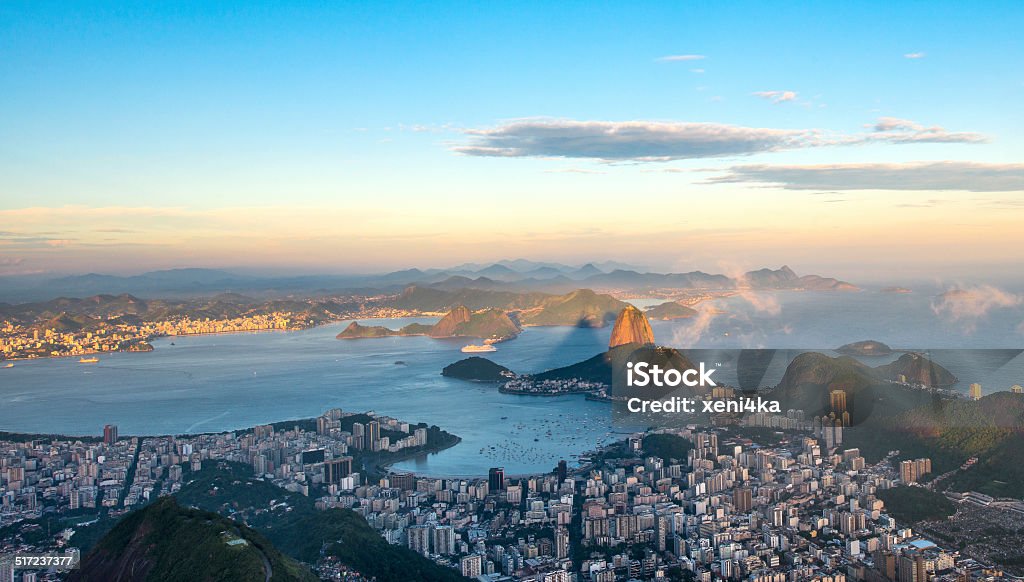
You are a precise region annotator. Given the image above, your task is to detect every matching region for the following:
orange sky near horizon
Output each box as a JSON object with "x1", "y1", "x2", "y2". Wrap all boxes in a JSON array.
[{"x1": 2, "y1": 191, "x2": 1021, "y2": 282}]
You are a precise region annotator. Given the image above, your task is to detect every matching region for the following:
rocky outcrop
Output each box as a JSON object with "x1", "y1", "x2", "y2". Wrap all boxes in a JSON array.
[
  {"x1": 429, "y1": 305, "x2": 472, "y2": 337},
  {"x1": 608, "y1": 305, "x2": 655, "y2": 348},
  {"x1": 519, "y1": 289, "x2": 627, "y2": 327},
  {"x1": 336, "y1": 321, "x2": 397, "y2": 339},
  {"x1": 337, "y1": 305, "x2": 519, "y2": 342}
]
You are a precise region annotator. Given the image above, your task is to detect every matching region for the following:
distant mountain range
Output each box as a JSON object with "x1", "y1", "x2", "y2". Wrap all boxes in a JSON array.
[{"x1": 0, "y1": 261, "x2": 857, "y2": 303}]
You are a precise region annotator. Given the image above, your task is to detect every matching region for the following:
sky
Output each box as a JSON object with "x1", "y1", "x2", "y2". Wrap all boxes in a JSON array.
[{"x1": 1, "y1": 1, "x2": 1023, "y2": 282}]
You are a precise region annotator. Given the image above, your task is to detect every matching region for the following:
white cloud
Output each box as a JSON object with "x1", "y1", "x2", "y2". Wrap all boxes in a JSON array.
[
  {"x1": 707, "y1": 161, "x2": 1024, "y2": 192},
  {"x1": 932, "y1": 285, "x2": 1023, "y2": 332},
  {"x1": 753, "y1": 90, "x2": 798, "y2": 104},
  {"x1": 454, "y1": 117, "x2": 986, "y2": 162},
  {"x1": 671, "y1": 304, "x2": 719, "y2": 346},
  {"x1": 542, "y1": 167, "x2": 608, "y2": 175},
  {"x1": 658, "y1": 54, "x2": 706, "y2": 62},
  {"x1": 454, "y1": 119, "x2": 823, "y2": 161},
  {"x1": 904, "y1": 52, "x2": 926, "y2": 59},
  {"x1": 869, "y1": 117, "x2": 987, "y2": 144}
]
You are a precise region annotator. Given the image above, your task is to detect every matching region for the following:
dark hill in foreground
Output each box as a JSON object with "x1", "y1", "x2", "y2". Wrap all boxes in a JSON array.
[
  {"x1": 877, "y1": 352, "x2": 958, "y2": 387},
  {"x1": 175, "y1": 461, "x2": 470, "y2": 582},
  {"x1": 533, "y1": 344, "x2": 697, "y2": 394},
  {"x1": 69, "y1": 496, "x2": 317, "y2": 582},
  {"x1": 774, "y1": 351, "x2": 957, "y2": 424}
]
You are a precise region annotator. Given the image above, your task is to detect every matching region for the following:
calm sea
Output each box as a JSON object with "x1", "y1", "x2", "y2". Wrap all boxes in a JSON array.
[{"x1": 1, "y1": 289, "x2": 1021, "y2": 476}]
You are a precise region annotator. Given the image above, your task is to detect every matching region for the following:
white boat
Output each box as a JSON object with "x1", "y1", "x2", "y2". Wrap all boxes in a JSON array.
[{"x1": 461, "y1": 344, "x2": 497, "y2": 353}]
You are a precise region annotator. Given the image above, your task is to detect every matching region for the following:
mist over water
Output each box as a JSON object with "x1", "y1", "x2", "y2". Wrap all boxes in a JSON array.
[{"x1": 2, "y1": 290, "x2": 1022, "y2": 475}]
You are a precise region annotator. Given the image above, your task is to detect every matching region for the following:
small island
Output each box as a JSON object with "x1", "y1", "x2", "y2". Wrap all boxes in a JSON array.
[
  {"x1": 836, "y1": 340, "x2": 893, "y2": 357},
  {"x1": 645, "y1": 300, "x2": 698, "y2": 321},
  {"x1": 441, "y1": 357, "x2": 515, "y2": 383}
]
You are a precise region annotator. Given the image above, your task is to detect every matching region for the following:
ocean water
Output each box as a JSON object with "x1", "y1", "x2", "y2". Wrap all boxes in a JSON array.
[{"x1": 1, "y1": 289, "x2": 1022, "y2": 476}]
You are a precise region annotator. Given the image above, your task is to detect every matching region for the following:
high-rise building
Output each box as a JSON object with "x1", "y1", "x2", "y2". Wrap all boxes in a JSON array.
[
  {"x1": 734, "y1": 487, "x2": 753, "y2": 513},
  {"x1": 414, "y1": 427, "x2": 428, "y2": 446},
  {"x1": 899, "y1": 458, "x2": 932, "y2": 483},
  {"x1": 694, "y1": 432, "x2": 718, "y2": 457},
  {"x1": 489, "y1": 467, "x2": 505, "y2": 491},
  {"x1": 367, "y1": 420, "x2": 381, "y2": 452},
  {"x1": 432, "y1": 525, "x2": 456, "y2": 555},
  {"x1": 830, "y1": 389, "x2": 848, "y2": 414},
  {"x1": 390, "y1": 473, "x2": 416, "y2": 491},
  {"x1": 407, "y1": 525, "x2": 431, "y2": 555},
  {"x1": 970, "y1": 383, "x2": 983, "y2": 400},
  {"x1": 506, "y1": 484, "x2": 522, "y2": 504},
  {"x1": 324, "y1": 456, "x2": 353, "y2": 484},
  {"x1": 103, "y1": 424, "x2": 118, "y2": 445},
  {"x1": 556, "y1": 459, "x2": 568, "y2": 484},
  {"x1": 555, "y1": 527, "x2": 570, "y2": 559},
  {"x1": 351, "y1": 422, "x2": 365, "y2": 450},
  {"x1": 898, "y1": 553, "x2": 926, "y2": 582},
  {"x1": 460, "y1": 554, "x2": 483, "y2": 577}
]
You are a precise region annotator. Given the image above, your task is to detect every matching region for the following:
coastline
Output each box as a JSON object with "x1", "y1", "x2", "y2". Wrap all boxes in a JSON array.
[{"x1": 1, "y1": 290, "x2": 735, "y2": 363}]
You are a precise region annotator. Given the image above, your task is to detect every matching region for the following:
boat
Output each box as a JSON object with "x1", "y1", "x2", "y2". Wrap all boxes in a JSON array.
[
  {"x1": 3, "y1": 363, "x2": 12, "y2": 368},
  {"x1": 461, "y1": 344, "x2": 497, "y2": 353},
  {"x1": 79, "y1": 357, "x2": 99, "y2": 364}
]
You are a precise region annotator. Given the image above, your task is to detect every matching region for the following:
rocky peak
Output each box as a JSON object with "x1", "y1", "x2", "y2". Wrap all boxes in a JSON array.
[
  {"x1": 608, "y1": 305, "x2": 655, "y2": 348},
  {"x1": 430, "y1": 304, "x2": 472, "y2": 337}
]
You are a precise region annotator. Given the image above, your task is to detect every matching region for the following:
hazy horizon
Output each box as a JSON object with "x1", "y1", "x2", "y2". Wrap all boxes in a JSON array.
[{"x1": 4, "y1": 258, "x2": 1024, "y2": 291}]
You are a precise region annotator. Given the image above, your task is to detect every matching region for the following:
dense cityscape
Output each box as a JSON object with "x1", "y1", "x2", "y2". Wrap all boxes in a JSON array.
[
  {"x1": 0, "y1": 299, "x2": 416, "y2": 361},
  {"x1": 3, "y1": 402, "x2": 1022, "y2": 581}
]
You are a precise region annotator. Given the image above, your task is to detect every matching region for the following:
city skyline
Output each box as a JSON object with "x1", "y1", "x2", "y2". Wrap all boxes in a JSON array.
[{"x1": 2, "y1": 2, "x2": 1023, "y2": 281}]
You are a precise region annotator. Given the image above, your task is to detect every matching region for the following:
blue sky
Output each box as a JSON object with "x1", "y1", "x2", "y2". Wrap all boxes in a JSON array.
[{"x1": 1, "y1": 1, "x2": 1022, "y2": 278}]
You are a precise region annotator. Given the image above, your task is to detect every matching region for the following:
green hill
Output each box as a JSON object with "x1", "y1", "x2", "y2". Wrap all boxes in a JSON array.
[
  {"x1": 442, "y1": 357, "x2": 515, "y2": 382},
  {"x1": 877, "y1": 352, "x2": 958, "y2": 387},
  {"x1": 877, "y1": 486, "x2": 956, "y2": 524},
  {"x1": 33, "y1": 312, "x2": 106, "y2": 333},
  {"x1": 338, "y1": 307, "x2": 520, "y2": 341},
  {"x1": 645, "y1": 301, "x2": 698, "y2": 321},
  {"x1": 336, "y1": 321, "x2": 399, "y2": 339},
  {"x1": 642, "y1": 433, "x2": 694, "y2": 463},
  {"x1": 533, "y1": 344, "x2": 696, "y2": 396},
  {"x1": 451, "y1": 308, "x2": 520, "y2": 340},
  {"x1": 774, "y1": 352, "x2": 880, "y2": 423},
  {"x1": 430, "y1": 306, "x2": 520, "y2": 340},
  {"x1": 68, "y1": 496, "x2": 317, "y2": 582},
  {"x1": 774, "y1": 351, "x2": 960, "y2": 424},
  {"x1": 398, "y1": 322, "x2": 434, "y2": 335},
  {"x1": 519, "y1": 289, "x2": 627, "y2": 327},
  {"x1": 390, "y1": 285, "x2": 545, "y2": 312},
  {"x1": 175, "y1": 462, "x2": 469, "y2": 582}
]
